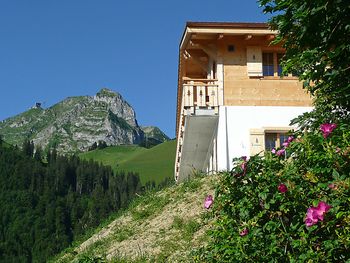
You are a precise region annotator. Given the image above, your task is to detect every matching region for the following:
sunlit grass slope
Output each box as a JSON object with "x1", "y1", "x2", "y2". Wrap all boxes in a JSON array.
[
  {"x1": 80, "y1": 140, "x2": 176, "y2": 184},
  {"x1": 54, "y1": 174, "x2": 217, "y2": 262}
]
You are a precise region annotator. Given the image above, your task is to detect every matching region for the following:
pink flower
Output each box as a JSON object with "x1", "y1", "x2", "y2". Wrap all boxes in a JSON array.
[
  {"x1": 204, "y1": 195, "x2": 213, "y2": 209},
  {"x1": 328, "y1": 183, "x2": 336, "y2": 189},
  {"x1": 305, "y1": 208, "x2": 319, "y2": 227},
  {"x1": 276, "y1": 148, "x2": 285, "y2": 156},
  {"x1": 287, "y1": 136, "x2": 294, "y2": 143},
  {"x1": 305, "y1": 201, "x2": 332, "y2": 227},
  {"x1": 281, "y1": 136, "x2": 294, "y2": 148},
  {"x1": 236, "y1": 156, "x2": 248, "y2": 177},
  {"x1": 320, "y1": 123, "x2": 337, "y2": 138},
  {"x1": 282, "y1": 141, "x2": 290, "y2": 148},
  {"x1": 239, "y1": 228, "x2": 249, "y2": 236},
  {"x1": 316, "y1": 201, "x2": 332, "y2": 220},
  {"x1": 278, "y1": 183, "x2": 288, "y2": 193},
  {"x1": 271, "y1": 148, "x2": 276, "y2": 154}
]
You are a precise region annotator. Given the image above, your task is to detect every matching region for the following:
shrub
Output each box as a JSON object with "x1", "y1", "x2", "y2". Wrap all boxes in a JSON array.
[{"x1": 197, "y1": 122, "x2": 350, "y2": 262}]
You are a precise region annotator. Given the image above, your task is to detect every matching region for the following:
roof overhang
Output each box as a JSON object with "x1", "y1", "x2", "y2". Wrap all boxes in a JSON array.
[{"x1": 180, "y1": 22, "x2": 278, "y2": 50}]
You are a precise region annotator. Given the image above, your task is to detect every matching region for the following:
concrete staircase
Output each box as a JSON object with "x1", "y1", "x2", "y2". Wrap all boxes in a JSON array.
[{"x1": 175, "y1": 115, "x2": 218, "y2": 182}]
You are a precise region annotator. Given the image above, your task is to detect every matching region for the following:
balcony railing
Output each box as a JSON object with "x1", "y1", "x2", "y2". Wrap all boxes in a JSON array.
[{"x1": 182, "y1": 78, "x2": 219, "y2": 108}]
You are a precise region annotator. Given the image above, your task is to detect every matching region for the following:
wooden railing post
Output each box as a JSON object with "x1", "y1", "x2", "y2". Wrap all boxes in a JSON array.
[
  {"x1": 208, "y1": 85, "x2": 218, "y2": 107},
  {"x1": 197, "y1": 85, "x2": 206, "y2": 107}
]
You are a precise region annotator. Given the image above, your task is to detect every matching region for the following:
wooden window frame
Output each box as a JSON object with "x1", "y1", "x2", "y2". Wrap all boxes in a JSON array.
[{"x1": 250, "y1": 127, "x2": 291, "y2": 155}]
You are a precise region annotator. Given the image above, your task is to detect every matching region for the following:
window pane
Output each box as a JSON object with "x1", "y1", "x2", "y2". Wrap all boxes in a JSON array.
[
  {"x1": 265, "y1": 133, "x2": 277, "y2": 150},
  {"x1": 263, "y1": 53, "x2": 274, "y2": 76},
  {"x1": 279, "y1": 134, "x2": 288, "y2": 145},
  {"x1": 277, "y1": 53, "x2": 284, "y2": 76}
]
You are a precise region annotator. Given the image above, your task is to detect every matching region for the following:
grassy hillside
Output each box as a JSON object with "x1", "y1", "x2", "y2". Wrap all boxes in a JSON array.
[
  {"x1": 80, "y1": 140, "x2": 176, "y2": 185},
  {"x1": 53, "y1": 174, "x2": 216, "y2": 262}
]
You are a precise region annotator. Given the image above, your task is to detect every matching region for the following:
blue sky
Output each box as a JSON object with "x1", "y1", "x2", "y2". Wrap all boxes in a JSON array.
[{"x1": 0, "y1": 0, "x2": 270, "y2": 138}]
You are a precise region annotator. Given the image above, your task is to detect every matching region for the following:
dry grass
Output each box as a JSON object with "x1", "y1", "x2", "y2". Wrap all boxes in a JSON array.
[{"x1": 56, "y1": 174, "x2": 217, "y2": 262}]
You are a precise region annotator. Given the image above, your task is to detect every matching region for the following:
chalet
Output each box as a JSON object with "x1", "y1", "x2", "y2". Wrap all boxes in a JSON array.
[{"x1": 175, "y1": 22, "x2": 313, "y2": 182}]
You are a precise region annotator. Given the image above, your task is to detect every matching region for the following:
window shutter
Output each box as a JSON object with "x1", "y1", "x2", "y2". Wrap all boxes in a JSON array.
[
  {"x1": 250, "y1": 129, "x2": 265, "y2": 156},
  {"x1": 247, "y1": 46, "x2": 262, "y2": 77}
]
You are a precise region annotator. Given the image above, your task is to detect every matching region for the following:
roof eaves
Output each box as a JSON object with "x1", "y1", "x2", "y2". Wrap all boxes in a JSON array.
[{"x1": 185, "y1": 21, "x2": 270, "y2": 29}]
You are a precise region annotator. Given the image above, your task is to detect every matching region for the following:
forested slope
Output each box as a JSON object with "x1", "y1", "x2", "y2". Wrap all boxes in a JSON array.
[{"x1": 0, "y1": 138, "x2": 142, "y2": 262}]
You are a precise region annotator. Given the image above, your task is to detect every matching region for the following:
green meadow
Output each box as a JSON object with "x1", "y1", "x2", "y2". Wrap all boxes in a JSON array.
[{"x1": 80, "y1": 140, "x2": 176, "y2": 185}]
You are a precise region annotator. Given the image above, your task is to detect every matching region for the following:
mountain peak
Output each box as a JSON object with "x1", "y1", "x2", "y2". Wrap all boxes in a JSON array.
[
  {"x1": 0, "y1": 89, "x2": 144, "y2": 154},
  {"x1": 96, "y1": 88, "x2": 120, "y2": 98},
  {"x1": 0, "y1": 89, "x2": 169, "y2": 154},
  {"x1": 141, "y1": 126, "x2": 170, "y2": 141}
]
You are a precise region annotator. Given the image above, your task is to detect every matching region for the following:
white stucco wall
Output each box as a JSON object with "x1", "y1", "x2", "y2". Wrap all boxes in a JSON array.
[{"x1": 217, "y1": 106, "x2": 313, "y2": 171}]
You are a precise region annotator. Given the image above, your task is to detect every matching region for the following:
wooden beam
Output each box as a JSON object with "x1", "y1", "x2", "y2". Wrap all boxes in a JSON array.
[
  {"x1": 196, "y1": 43, "x2": 217, "y2": 59},
  {"x1": 189, "y1": 40, "x2": 199, "y2": 48},
  {"x1": 266, "y1": 34, "x2": 275, "y2": 41},
  {"x1": 191, "y1": 34, "x2": 218, "y2": 40},
  {"x1": 183, "y1": 50, "x2": 190, "y2": 59},
  {"x1": 186, "y1": 50, "x2": 208, "y2": 73},
  {"x1": 183, "y1": 77, "x2": 218, "y2": 82}
]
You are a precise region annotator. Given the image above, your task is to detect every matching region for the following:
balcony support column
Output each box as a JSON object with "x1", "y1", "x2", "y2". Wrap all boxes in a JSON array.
[{"x1": 217, "y1": 56, "x2": 224, "y2": 106}]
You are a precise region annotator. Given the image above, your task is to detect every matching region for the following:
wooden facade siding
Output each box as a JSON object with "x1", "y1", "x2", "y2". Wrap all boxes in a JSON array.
[{"x1": 175, "y1": 21, "x2": 313, "y2": 138}]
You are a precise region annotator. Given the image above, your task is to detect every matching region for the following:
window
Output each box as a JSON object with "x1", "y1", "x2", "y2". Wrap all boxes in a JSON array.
[
  {"x1": 263, "y1": 52, "x2": 289, "y2": 77},
  {"x1": 265, "y1": 133, "x2": 277, "y2": 150},
  {"x1": 250, "y1": 128, "x2": 290, "y2": 156},
  {"x1": 265, "y1": 132, "x2": 288, "y2": 151},
  {"x1": 263, "y1": 52, "x2": 274, "y2": 76},
  {"x1": 247, "y1": 48, "x2": 295, "y2": 78},
  {"x1": 277, "y1": 53, "x2": 284, "y2": 76}
]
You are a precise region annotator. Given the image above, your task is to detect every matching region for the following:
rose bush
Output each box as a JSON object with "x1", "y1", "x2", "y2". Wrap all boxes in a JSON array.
[{"x1": 195, "y1": 122, "x2": 350, "y2": 262}]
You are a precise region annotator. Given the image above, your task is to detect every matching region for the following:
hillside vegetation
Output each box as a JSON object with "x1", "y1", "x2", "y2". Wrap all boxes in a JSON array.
[
  {"x1": 80, "y1": 140, "x2": 176, "y2": 185},
  {"x1": 0, "y1": 139, "x2": 142, "y2": 262},
  {"x1": 196, "y1": 124, "x2": 350, "y2": 262},
  {"x1": 54, "y1": 174, "x2": 216, "y2": 262}
]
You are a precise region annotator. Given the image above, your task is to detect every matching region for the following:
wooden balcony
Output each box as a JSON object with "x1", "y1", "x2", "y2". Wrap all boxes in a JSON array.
[{"x1": 182, "y1": 78, "x2": 219, "y2": 109}]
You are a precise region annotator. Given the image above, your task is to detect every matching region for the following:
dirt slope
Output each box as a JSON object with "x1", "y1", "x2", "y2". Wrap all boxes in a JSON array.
[{"x1": 55, "y1": 175, "x2": 217, "y2": 262}]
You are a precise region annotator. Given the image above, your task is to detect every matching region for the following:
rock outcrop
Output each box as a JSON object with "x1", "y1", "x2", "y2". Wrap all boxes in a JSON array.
[{"x1": 0, "y1": 88, "x2": 147, "y2": 154}]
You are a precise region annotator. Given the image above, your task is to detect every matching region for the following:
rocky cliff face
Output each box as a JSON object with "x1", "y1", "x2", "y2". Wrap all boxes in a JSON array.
[
  {"x1": 0, "y1": 88, "x2": 145, "y2": 154},
  {"x1": 141, "y1": 126, "x2": 170, "y2": 142}
]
